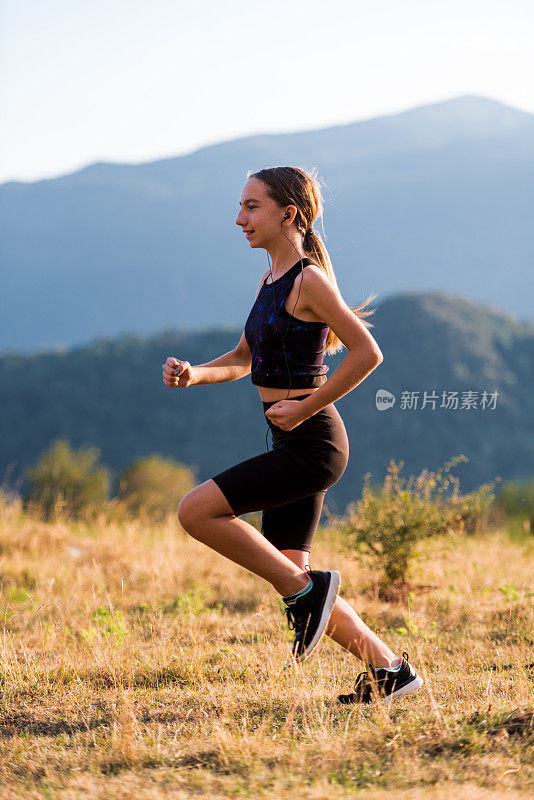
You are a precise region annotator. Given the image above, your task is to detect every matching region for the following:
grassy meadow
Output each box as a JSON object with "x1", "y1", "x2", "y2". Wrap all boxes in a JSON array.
[{"x1": 0, "y1": 498, "x2": 533, "y2": 799}]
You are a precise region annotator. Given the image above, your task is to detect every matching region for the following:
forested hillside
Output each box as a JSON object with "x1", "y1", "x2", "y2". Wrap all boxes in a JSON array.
[{"x1": 1, "y1": 290, "x2": 532, "y2": 517}]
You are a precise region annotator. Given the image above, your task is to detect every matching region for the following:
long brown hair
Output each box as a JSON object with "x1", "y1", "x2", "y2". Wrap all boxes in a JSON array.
[{"x1": 249, "y1": 165, "x2": 377, "y2": 356}]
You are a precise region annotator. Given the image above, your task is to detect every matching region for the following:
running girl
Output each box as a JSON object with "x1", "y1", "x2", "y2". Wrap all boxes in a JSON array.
[{"x1": 162, "y1": 166, "x2": 423, "y2": 704}]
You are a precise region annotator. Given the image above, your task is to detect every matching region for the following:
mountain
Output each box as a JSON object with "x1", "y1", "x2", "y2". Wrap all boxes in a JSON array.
[
  {"x1": 1, "y1": 291, "x2": 532, "y2": 518},
  {"x1": 0, "y1": 95, "x2": 533, "y2": 354}
]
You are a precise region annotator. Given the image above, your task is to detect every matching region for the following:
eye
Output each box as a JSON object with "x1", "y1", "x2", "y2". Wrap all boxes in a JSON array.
[{"x1": 248, "y1": 205, "x2": 256, "y2": 210}]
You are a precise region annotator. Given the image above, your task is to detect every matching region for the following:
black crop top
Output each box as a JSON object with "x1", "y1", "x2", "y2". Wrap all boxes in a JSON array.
[{"x1": 244, "y1": 258, "x2": 330, "y2": 389}]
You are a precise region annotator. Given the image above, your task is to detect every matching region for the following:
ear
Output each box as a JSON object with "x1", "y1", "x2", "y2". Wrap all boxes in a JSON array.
[{"x1": 283, "y1": 205, "x2": 298, "y2": 224}]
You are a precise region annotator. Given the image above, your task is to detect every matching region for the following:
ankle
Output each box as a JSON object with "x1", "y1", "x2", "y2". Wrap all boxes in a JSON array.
[
  {"x1": 372, "y1": 654, "x2": 402, "y2": 670},
  {"x1": 281, "y1": 571, "x2": 312, "y2": 598}
]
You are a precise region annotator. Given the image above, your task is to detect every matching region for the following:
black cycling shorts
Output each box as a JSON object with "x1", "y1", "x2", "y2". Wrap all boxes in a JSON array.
[{"x1": 210, "y1": 394, "x2": 349, "y2": 552}]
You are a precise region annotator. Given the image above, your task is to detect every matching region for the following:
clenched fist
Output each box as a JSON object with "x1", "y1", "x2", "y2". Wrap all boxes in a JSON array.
[{"x1": 162, "y1": 357, "x2": 196, "y2": 388}]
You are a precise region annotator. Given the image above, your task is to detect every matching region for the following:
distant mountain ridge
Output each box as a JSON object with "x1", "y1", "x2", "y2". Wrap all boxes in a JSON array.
[
  {"x1": 1, "y1": 291, "x2": 532, "y2": 517},
  {"x1": 0, "y1": 94, "x2": 533, "y2": 354}
]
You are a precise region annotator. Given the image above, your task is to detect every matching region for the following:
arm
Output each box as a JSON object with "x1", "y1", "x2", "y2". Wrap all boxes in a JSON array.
[
  {"x1": 192, "y1": 345, "x2": 251, "y2": 385},
  {"x1": 191, "y1": 270, "x2": 269, "y2": 386},
  {"x1": 295, "y1": 268, "x2": 384, "y2": 418}
]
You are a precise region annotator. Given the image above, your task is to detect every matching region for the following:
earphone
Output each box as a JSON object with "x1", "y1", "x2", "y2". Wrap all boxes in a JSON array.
[{"x1": 264, "y1": 211, "x2": 306, "y2": 452}]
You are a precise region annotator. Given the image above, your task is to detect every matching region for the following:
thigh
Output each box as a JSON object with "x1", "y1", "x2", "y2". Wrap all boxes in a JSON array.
[
  {"x1": 210, "y1": 444, "x2": 331, "y2": 518},
  {"x1": 261, "y1": 489, "x2": 327, "y2": 553}
]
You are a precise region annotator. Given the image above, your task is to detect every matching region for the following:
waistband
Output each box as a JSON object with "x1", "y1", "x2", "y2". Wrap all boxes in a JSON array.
[{"x1": 262, "y1": 393, "x2": 315, "y2": 409}]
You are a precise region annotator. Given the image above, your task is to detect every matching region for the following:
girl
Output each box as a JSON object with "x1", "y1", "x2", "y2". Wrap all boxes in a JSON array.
[{"x1": 163, "y1": 166, "x2": 423, "y2": 705}]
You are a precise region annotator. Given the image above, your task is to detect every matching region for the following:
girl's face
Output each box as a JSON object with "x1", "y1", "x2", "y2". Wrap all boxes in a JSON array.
[{"x1": 236, "y1": 178, "x2": 289, "y2": 249}]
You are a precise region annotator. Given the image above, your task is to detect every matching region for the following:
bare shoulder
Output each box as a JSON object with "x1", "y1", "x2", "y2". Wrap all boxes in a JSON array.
[
  {"x1": 303, "y1": 263, "x2": 333, "y2": 284},
  {"x1": 299, "y1": 264, "x2": 340, "y2": 303}
]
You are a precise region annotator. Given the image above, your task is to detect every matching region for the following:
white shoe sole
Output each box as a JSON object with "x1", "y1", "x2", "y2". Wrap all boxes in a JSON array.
[
  {"x1": 294, "y1": 571, "x2": 341, "y2": 663},
  {"x1": 381, "y1": 674, "x2": 424, "y2": 703}
]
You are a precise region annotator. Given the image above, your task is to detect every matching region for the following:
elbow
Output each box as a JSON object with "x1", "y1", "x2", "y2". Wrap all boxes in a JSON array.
[
  {"x1": 368, "y1": 348, "x2": 384, "y2": 367},
  {"x1": 348, "y1": 346, "x2": 383, "y2": 369},
  {"x1": 367, "y1": 354, "x2": 383, "y2": 374}
]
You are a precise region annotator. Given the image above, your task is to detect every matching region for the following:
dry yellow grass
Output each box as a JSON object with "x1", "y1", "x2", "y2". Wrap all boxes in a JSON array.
[{"x1": 0, "y1": 498, "x2": 533, "y2": 799}]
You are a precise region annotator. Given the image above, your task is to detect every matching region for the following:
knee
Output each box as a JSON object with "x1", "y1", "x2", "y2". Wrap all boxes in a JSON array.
[{"x1": 177, "y1": 493, "x2": 198, "y2": 531}]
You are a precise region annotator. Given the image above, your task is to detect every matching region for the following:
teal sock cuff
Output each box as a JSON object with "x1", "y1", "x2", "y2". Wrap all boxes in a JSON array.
[
  {"x1": 284, "y1": 576, "x2": 313, "y2": 602},
  {"x1": 374, "y1": 660, "x2": 402, "y2": 673}
]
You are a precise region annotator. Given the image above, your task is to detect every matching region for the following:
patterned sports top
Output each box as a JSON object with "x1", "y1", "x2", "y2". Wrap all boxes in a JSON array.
[{"x1": 244, "y1": 257, "x2": 330, "y2": 389}]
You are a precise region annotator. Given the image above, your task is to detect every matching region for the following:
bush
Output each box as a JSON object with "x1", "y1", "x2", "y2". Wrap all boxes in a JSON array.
[
  {"x1": 116, "y1": 454, "x2": 197, "y2": 522},
  {"x1": 335, "y1": 455, "x2": 499, "y2": 600},
  {"x1": 25, "y1": 439, "x2": 110, "y2": 521},
  {"x1": 493, "y1": 478, "x2": 534, "y2": 534}
]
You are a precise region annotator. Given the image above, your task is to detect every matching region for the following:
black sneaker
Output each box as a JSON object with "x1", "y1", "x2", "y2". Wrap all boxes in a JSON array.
[
  {"x1": 282, "y1": 569, "x2": 341, "y2": 663},
  {"x1": 336, "y1": 651, "x2": 423, "y2": 705}
]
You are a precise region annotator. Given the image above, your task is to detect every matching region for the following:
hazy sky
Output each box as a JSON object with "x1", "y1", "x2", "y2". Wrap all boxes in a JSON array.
[{"x1": 1, "y1": 0, "x2": 532, "y2": 184}]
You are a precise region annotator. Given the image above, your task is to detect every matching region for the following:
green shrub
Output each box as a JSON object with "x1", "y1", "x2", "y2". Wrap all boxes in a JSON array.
[
  {"x1": 80, "y1": 606, "x2": 130, "y2": 644},
  {"x1": 116, "y1": 454, "x2": 197, "y2": 522},
  {"x1": 493, "y1": 478, "x2": 534, "y2": 534},
  {"x1": 335, "y1": 455, "x2": 499, "y2": 597},
  {"x1": 25, "y1": 439, "x2": 110, "y2": 521}
]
